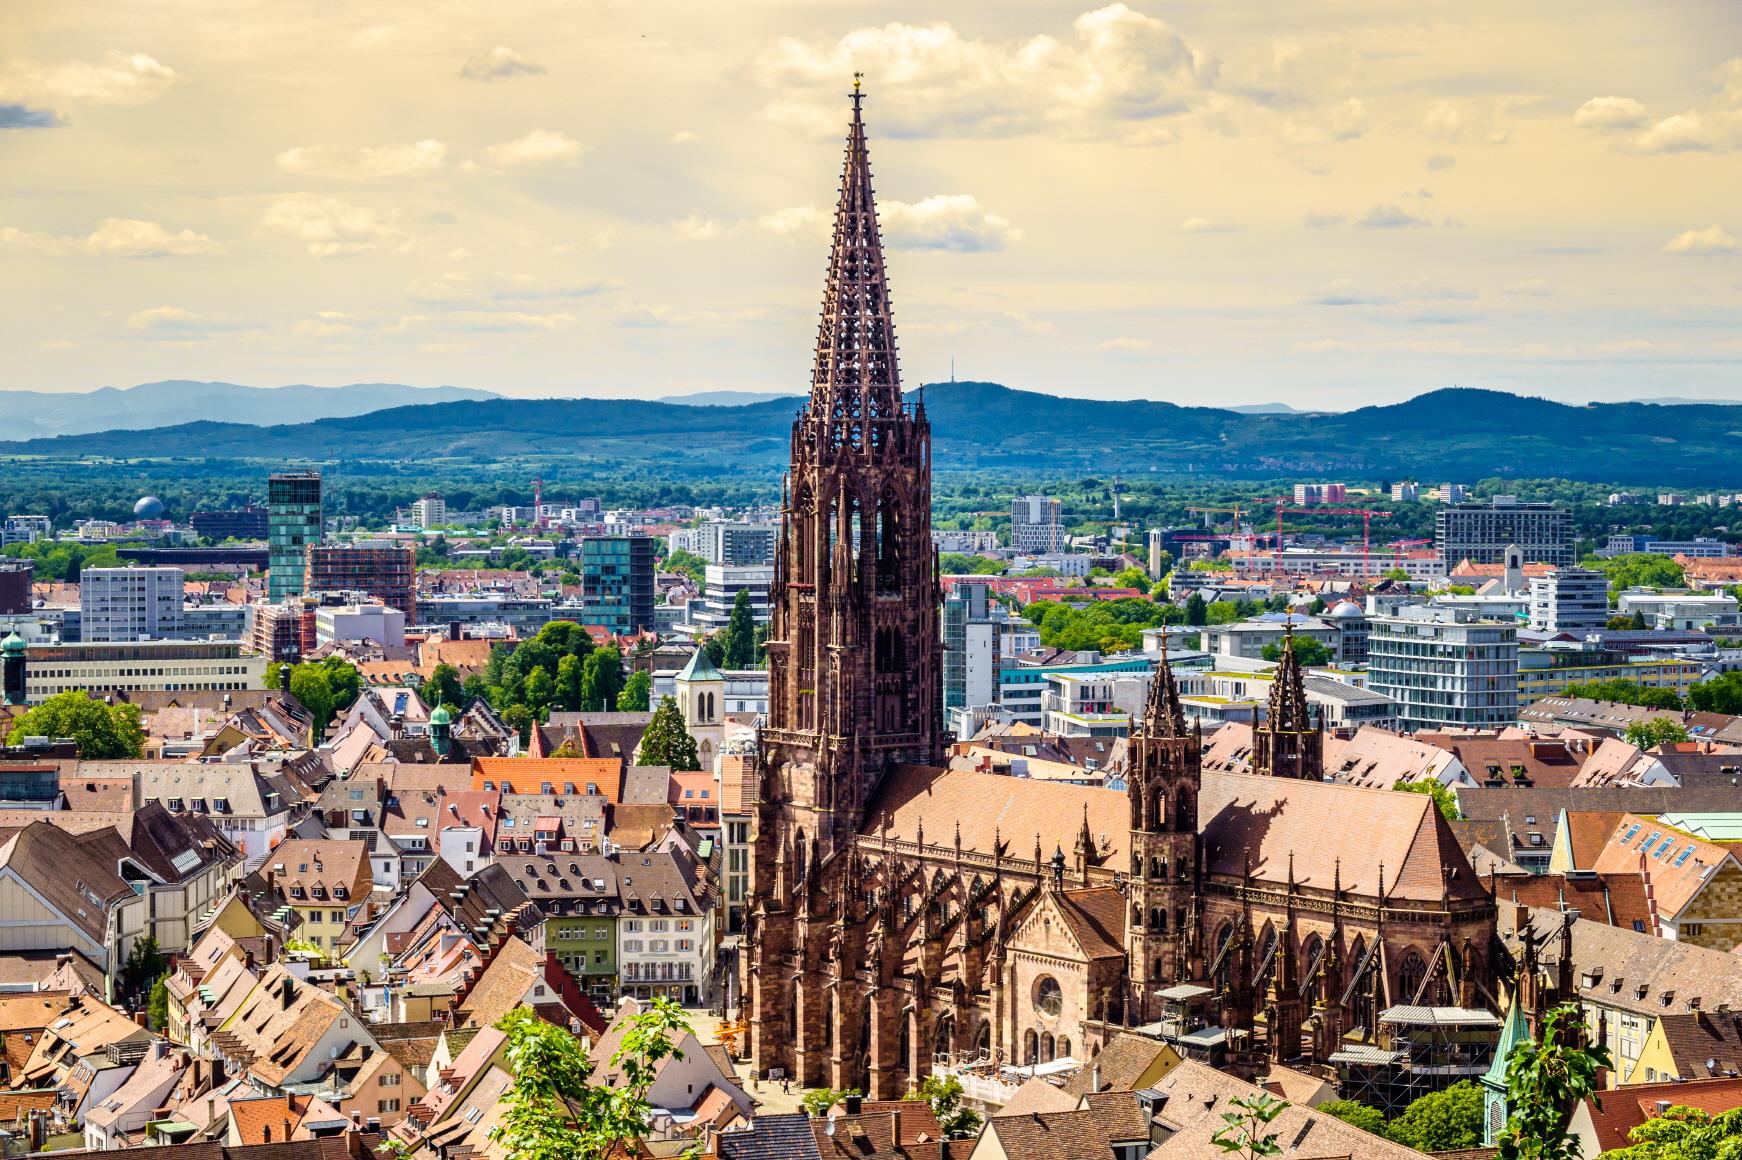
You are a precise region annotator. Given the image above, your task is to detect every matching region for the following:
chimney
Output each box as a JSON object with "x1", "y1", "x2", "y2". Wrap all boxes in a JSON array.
[
  {"x1": 844, "y1": 1093, "x2": 862, "y2": 1116},
  {"x1": 890, "y1": 1109, "x2": 901, "y2": 1142},
  {"x1": 281, "y1": 973, "x2": 295, "y2": 1010},
  {"x1": 282, "y1": 1118, "x2": 292, "y2": 1142},
  {"x1": 1091, "y1": 1061, "x2": 1101, "y2": 1092},
  {"x1": 134, "y1": 1012, "x2": 148, "y2": 1027}
]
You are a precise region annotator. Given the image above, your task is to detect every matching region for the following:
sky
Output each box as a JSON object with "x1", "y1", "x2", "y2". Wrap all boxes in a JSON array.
[{"x1": 4, "y1": 0, "x2": 1742, "y2": 410}]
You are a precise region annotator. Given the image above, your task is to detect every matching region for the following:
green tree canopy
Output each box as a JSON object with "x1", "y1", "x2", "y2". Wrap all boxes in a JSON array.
[
  {"x1": 904, "y1": 1074, "x2": 981, "y2": 1139},
  {"x1": 6, "y1": 691, "x2": 144, "y2": 758},
  {"x1": 1387, "y1": 1081, "x2": 1483, "y2": 1153},
  {"x1": 639, "y1": 696, "x2": 701, "y2": 771},
  {"x1": 1396, "y1": 778, "x2": 1460, "y2": 821},
  {"x1": 1560, "y1": 680, "x2": 1682, "y2": 710},
  {"x1": 1584, "y1": 553, "x2": 1685, "y2": 596},
  {"x1": 580, "y1": 648, "x2": 624, "y2": 712},
  {"x1": 1687, "y1": 671, "x2": 1742, "y2": 715},
  {"x1": 939, "y1": 553, "x2": 1005, "y2": 575},
  {"x1": 1185, "y1": 591, "x2": 1208, "y2": 624},
  {"x1": 426, "y1": 662, "x2": 464, "y2": 710},
  {"x1": 722, "y1": 588, "x2": 757, "y2": 669},
  {"x1": 800, "y1": 1088, "x2": 862, "y2": 1118},
  {"x1": 1625, "y1": 718, "x2": 1691, "y2": 749},
  {"x1": 1261, "y1": 636, "x2": 1334, "y2": 666},
  {"x1": 618, "y1": 669, "x2": 652, "y2": 712},
  {"x1": 488, "y1": 1000, "x2": 690, "y2": 1160},
  {"x1": 1600, "y1": 1105, "x2": 1742, "y2": 1160},
  {"x1": 1318, "y1": 1099, "x2": 1387, "y2": 1137}
]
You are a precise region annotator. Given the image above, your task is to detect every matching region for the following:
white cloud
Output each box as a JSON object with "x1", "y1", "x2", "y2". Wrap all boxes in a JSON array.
[
  {"x1": 1180, "y1": 216, "x2": 1239, "y2": 233},
  {"x1": 755, "y1": 4, "x2": 1218, "y2": 139},
  {"x1": 1095, "y1": 336, "x2": 1153, "y2": 352},
  {"x1": 669, "y1": 130, "x2": 701, "y2": 145},
  {"x1": 480, "y1": 129, "x2": 582, "y2": 170},
  {"x1": 276, "y1": 140, "x2": 446, "y2": 181},
  {"x1": 756, "y1": 205, "x2": 826, "y2": 237},
  {"x1": 293, "y1": 311, "x2": 424, "y2": 338},
  {"x1": 1633, "y1": 111, "x2": 1719, "y2": 153},
  {"x1": 1573, "y1": 96, "x2": 1649, "y2": 130},
  {"x1": 0, "y1": 217, "x2": 220, "y2": 257},
  {"x1": 260, "y1": 195, "x2": 408, "y2": 256},
  {"x1": 881, "y1": 195, "x2": 1021, "y2": 251},
  {"x1": 459, "y1": 46, "x2": 546, "y2": 82},
  {"x1": 446, "y1": 310, "x2": 575, "y2": 331},
  {"x1": 127, "y1": 305, "x2": 198, "y2": 331},
  {"x1": 1663, "y1": 225, "x2": 1737, "y2": 255},
  {"x1": 1357, "y1": 204, "x2": 1430, "y2": 229},
  {"x1": 673, "y1": 214, "x2": 722, "y2": 241},
  {"x1": 1279, "y1": 97, "x2": 1367, "y2": 146},
  {"x1": 0, "y1": 51, "x2": 176, "y2": 107},
  {"x1": 1421, "y1": 99, "x2": 1509, "y2": 144}
]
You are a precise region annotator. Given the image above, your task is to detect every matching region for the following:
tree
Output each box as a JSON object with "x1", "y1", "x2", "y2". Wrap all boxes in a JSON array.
[
  {"x1": 1396, "y1": 778, "x2": 1460, "y2": 821},
  {"x1": 1631, "y1": 610, "x2": 1650, "y2": 630},
  {"x1": 427, "y1": 663, "x2": 464, "y2": 710},
  {"x1": 1261, "y1": 637, "x2": 1334, "y2": 666},
  {"x1": 800, "y1": 1088, "x2": 862, "y2": 1118},
  {"x1": 1388, "y1": 1081, "x2": 1483, "y2": 1152},
  {"x1": 274, "y1": 656, "x2": 363, "y2": 737},
  {"x1": 580, "y1": 648, "x2": 624, "y2": 712},
  {"x1": 502, "y1": 704, "x2": 534, "y2": 746},
  {"x1": 905, "y1": 1074, "x2": 981, "y2": 1139},
  {"x1": 618, "y1": 670, "x2": 652, "y2": 712},
  {"x1": 639, "y1": 696, "x2": 701, "y2": 771},
  {"x1": 1319, "y1": 1099, "x2": 1387, "y2": 1137},
  {"x1": 662, "y1": 548, "x2": 709, "y2": 586},
  {"x1": 6, "y1": 691, "x2": 144, "y2": 758},
  {"x1": 1606, "y1": 615, "x2": 1636, "y2": 630},
  {"x1": 488, "y1": 1000, "x2": 690, "y2": 1160},
  {"x1": 147, "y1": 975, "x2": 170, "y2": 1030},
  {"x1": 1600, "y1": 1105, "x2": 1742, "y2": 1160},
  {"x1": 1212, "y1": 1092, "x2": 1288, "y2": 1160},
  {"x1": 1560, "y1": 680, "x2": 1682, "y2": 710},
  {"x1": 1308, "y1": 596, "x2": 1327, "y2": 614},
  {"x1": 1383, "y1": 567, "x2": 1411, "y2": 581},
  {"x1": 701, "y1": 634, "x2": 726, "y2": 667},
  {"x1": 1687, "y1": 671, "x2": 1742, "y2": 715},
  {"x1": 1114, "y1": 566, "x2": 1150, "y2": 591},
  {"x1": 555, "y1": 653, "x2": 584, "y2": 712},
  {"x1": 524, "y1": 666, "x2": 556, "y2": 716},
  {"x1": 1584, "y1": 553, "x2": 1684, "y2": 596},
  {"x1": 723, "y1": 588, "x2": 757, "y2": 669},
  {"x1": 1625, "y1": 718, "x2": 1690, "y2": 749},
  {"x1": 1185, "y1": 591, "x2": 1208, "y2": 624},
  {"x1": 121, "y1": 935, "x2": 166, "y2": 1005},
  {"x1": 1497, "y1": 1004, "x2": 1614, "y2": 1160}
]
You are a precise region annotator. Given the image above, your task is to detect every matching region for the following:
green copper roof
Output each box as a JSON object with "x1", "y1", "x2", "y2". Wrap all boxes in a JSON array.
[
  {"x1": 675, "y1": 646, "x2": 722, "y2": 682},
  {"x1": 429, "y1": 703, "x2": 452, "y2": 726},
  {"x1": 1484, "y1": 997, "x2": 1530, "y2": 1089},
  {"x1": 0, "y1": 632, "x2": 25, "y2": 655}
]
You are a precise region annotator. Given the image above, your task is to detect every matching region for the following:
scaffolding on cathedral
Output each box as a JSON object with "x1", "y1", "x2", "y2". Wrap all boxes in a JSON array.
[{"x1": 1329, "y1": 1004, "x2": 1503, "y2": 1115}]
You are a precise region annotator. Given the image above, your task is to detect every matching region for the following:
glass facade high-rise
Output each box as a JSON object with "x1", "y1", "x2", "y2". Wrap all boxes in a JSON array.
[
  {"x1": 268, "y1": 471, "x2": 323, "y2": 603},
  {"x1": 579, "y1": 534, "x2": 655, "y2": 635}
]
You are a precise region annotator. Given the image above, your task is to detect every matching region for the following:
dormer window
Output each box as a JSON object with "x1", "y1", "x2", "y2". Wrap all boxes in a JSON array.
[{"x1": 168, "y1": 798, "x2": 183, "y2": 811}]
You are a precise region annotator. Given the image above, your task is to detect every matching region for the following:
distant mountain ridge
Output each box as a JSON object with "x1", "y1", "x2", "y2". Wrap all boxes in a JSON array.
[
  {"x1": 3, "y1": 381, "x2": 1739, "y2": 484},
  {"x1": 0, "y1": 380, "x2": 497, "y2": 438}
]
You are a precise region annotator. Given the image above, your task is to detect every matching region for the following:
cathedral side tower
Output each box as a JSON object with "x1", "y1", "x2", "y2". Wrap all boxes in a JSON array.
[
  {"x1": 1253, "y1": 624, "x2": 1325, "y2": 779},
  {"x1": 1126, "y1": 634, "x2": 1202, "y2": 1023}
]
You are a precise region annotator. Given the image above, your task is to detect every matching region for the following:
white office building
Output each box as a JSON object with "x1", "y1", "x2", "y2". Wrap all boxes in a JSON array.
[
  {"x1": 1615, "y1": 590, "x2": 1742, "y2": 631},
  {"x1": 1366, "y1": 606, "x2": 1519, "y2": 732},
  {"x1": 409, "y1": 494, "x2": 446, "y2": 528},
  {"x1": 1528, "y1": 568, "x2": 1610, "y2": 634},
  {"x1": 1011, "y1": 495, "x2": 1064, "y2": 554},
  {"x1": 682, "y1": 564, "x2": 773, "y2": 636},
  {"x1": 80, "y1": 566, "x2": 185, "y2": 642}
]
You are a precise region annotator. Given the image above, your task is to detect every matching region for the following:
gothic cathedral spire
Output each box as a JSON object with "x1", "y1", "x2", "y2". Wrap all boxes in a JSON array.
[{"x1": 1253, "y1": 622, "x2": 1325, "y2": 779}]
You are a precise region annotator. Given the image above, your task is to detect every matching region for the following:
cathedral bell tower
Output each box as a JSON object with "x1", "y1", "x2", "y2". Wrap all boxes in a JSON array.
[
  {"x1": 745, "y1": 80, "x2": 945, "y2": 1083},
  {"x1": 1126, "y1": 632, "x2": 1202, "y2": 1023}
]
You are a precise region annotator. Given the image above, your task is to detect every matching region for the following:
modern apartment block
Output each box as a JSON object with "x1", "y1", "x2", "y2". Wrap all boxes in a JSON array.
[
  {"x1": 1527, "y1": 568, "x2": 1610, "y2": 634},
  {"x1": 268, "y1": 471, "x2": 322, "y2": 602},
  {"x1": 305, "y1": 541, "x2": 417, "y2": 619},
  {"x1": 580, "y1": 534, "x2": 655, "y2": 634},
  {"x1": 1435, "y1": 496, "x2": 1574, "y2": 567},
  {"x1": 1010, "y1": 495, "x2": 1064, "y2": 553},
  {"x1": 1367, "y1": 606, "x2": 1519, "y2": 732},
  {"x1": 943, "y1": 581, "x2": 1001, "y2": 713},
  {"x1": 684, "y1": 564, "x2": 773, "y2": 636},
  {"x1": 409, "y1": 494, "x2": 446, "y2": 529},
  {"x1": 80, "y1": 566, "x2": 185, "y2": 642},
  {"x1": 672, "y1": 520, "x2": 777, "y2": 566},
  {"x1": 21, "y1": 639, "x2": 266, "y2": 703}
]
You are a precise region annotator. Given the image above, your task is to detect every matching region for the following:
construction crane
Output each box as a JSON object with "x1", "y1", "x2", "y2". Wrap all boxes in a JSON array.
[
  {"x1": 1259, "y1": 498, "x2": 1393, "y2": 572},
  {"x1": 1185, "y1": 502, "x2": 1247, "y2": 530}
]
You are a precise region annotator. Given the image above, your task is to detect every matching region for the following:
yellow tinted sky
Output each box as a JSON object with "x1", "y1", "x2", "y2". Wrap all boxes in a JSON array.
[{"x1": 3, "y1": 1, "x2": 1741, "y2": 407}]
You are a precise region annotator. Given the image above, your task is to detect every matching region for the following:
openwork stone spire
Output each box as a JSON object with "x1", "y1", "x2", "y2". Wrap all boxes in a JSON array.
[
  {"x1": 808, "y1": 79, "x2": 903, "y2": 444},
  {"x1": 1253, "y1": 621, "x2": 1324, "y2": 779},
  {"x1": 1144, "y1": 628, "x2": 1188, "y2": 738},
  {"x1": 1267, "y1": 623, "x2": 1312, "y2": 733}
]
